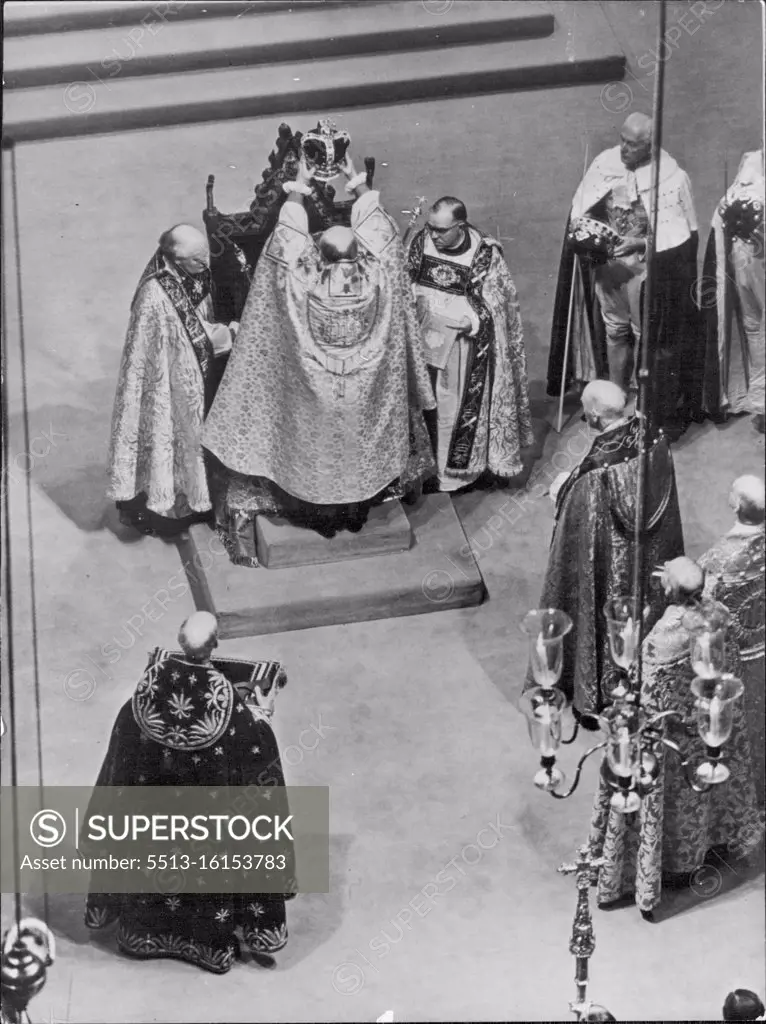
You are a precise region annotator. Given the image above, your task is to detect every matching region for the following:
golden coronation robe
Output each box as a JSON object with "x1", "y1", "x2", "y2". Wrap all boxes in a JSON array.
[
  {"x1": 107, "y1": 252, "x2": 230, "y2": 531},
  {"x1": 406, "y1": 226, "x2": 534, "y2": 489},
  {"x1": 202, "y1": 190, "x2": 436, "y2": 565},
  {"x1": 589, "y1": 604, "x2": 763, "y2": 913},
  {"x1": 699, "y1": 522, "x2": 765, "y2": 804}
]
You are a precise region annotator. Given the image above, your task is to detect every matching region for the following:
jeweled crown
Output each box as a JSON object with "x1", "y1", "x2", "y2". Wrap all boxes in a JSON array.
[{"x1": 301, "y1": 118, "x2": 351, "y2": 182}]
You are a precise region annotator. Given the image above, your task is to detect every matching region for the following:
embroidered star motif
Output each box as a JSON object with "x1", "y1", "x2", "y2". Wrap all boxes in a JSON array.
[
  {"x1": 187, "y1": 673, "x2": 198, "y2": 685},
  {"x1": 191, "y1": 755, "x2": 201, "y2": 765},
  {"x1": 214, "y1": 746, "x2": 224, "y2": 756},
  {"x1": 214, "y1": 908, "x2": 231, "y2": 922},
  {"x1": 165, "y1": 897, "x2": 181, "y2": 912},
  {"x1": 251, "y1": 746, "x2": 260, "y2": 755},
  {"x1": 247, "y1": 902, "x2": 264, "y2": 917},
  {"x1": 171, "y1": 671, "x2": 181, "y2": 682},
  {"x1": 163, "y1": 749, "x2": 173, "y2": 761},
  {"x1": 229, "y1": 727, "x2": 236, "y2": 736},
  {"x1": 168, "y1": 692, "x2": 194, "y2": 720}
]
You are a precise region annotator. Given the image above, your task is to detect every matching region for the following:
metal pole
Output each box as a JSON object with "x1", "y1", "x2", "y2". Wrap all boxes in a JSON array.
[
  {"x1": 633, "y1": 0, "x2": 667, "y2": 698},
  {"x1": 555, "y1": 145, "x2": 590, "y2": 433}
]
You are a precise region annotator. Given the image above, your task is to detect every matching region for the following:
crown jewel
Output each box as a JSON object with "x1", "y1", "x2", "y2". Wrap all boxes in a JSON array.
[{"x1": 301, "y1": 118, "x2": 351, "y2": 182}]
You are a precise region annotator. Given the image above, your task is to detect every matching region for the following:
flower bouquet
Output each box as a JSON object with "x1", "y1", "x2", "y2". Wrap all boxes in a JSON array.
[{"x1": 719, "y1": 189, "x2": 764, "y2": 246}]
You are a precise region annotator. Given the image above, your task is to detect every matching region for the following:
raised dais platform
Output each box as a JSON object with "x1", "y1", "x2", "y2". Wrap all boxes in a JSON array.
[
  {"x1": 178, "y1": 492, "x2": 485, "y2": 638},
  {"x1": 255, "y1": 498, "x2": 412, "y2": 569}
]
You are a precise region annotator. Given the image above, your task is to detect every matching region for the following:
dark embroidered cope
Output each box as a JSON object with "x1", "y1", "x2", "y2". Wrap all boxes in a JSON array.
[{"x1": 407, "y1": 227, "x2": 498, "y2": 470}]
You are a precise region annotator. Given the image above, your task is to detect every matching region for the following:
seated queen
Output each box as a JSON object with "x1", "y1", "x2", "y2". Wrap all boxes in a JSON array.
[{"x1": 202, "y1": 125, "x2": 436, "y2": 566}]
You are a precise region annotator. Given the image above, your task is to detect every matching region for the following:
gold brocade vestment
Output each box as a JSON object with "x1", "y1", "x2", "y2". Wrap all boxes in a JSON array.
[
  {"x1": 107, "y1": 251, "x2": 222, "y2": 525},
  {"x1": 202, "y1": 191, "x2": 436, "y2": 564},
  {"x1": 589, "y1": 605, "x2": 763, "y2": 913}
]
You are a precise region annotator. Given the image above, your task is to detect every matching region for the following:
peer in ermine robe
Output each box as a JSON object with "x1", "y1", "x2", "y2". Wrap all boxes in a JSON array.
[
  {"x1": 534, "y1": 381, "x2": 684, "y2": 721},
  {"x1": 702, "y1": 149, "x2": 765, "y2": 430},
  {"x1": 84, "y1": 612, "x2": 294, "y2": 974},
  {"x1": 547, "y1": 114, "x2": 703, "y2": 440},
  {"x1": 107, "y1": 225, "x2": 235, "y2": 536},
  {"x1": 406, "y1": 196, "x2": 534, "y2": 491},
  {"x1": 589, "y1": 564, "x2": 763, "y2": 915},
  {"x1": 202, "y1": 156, "x2": 436, "y2": 565},
  {"x1": 699, "y1": 475, "x2": 765, "y2": 805}
]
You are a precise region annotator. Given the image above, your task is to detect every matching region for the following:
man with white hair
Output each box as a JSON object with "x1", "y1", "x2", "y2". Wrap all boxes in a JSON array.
[
  {"x1": 203, "y1": 149, "x2": 436, "y2": 564},
  {"x1": 548, "y1": 112, "x2": 704, "y2": 440},
  {"x1": 590, "y1": 555, "x2": 763, "y2": 916},
  {"x1": 699, "y1": 475, "x2": 765, "y2": 803},
  {"x1": 84, "y1": 612, "x2": 294, "y2": 973},
  {"x1": 108, "y1": 223, "x2": 239, "y2": 536},
  {"x1": 178, "y1": 609, "x2": 219, "y2": 660},
  {"x1": 533, "y1": 379, "x2": 684, "y2": 720}
]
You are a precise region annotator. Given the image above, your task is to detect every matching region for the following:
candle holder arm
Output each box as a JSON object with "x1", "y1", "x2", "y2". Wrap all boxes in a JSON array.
[
  {"x1": 562, "y1": 718, "x2": 580, "y2": 745},
  {"x1": 549, "y1": 741, "x2": 608, "y2": 800},
  {"x1": 655, "y1": 735, "x2": 713, "y2": 794}
]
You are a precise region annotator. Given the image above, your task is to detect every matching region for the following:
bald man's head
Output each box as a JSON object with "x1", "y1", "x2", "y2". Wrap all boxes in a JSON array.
[
  {"x1": 159, "y1": 223, "x2": 210, "y2": 274},
  {"x1": 729, "y1": 474, "x2": 765, "y2": 525},
  {"x1": 661, "y1": 556, "x2": 705, "y2": 604},
  {"x1": 319, "y1": 226, "x2": 358, "y2": 264},
  {"x1": 178, "y1": 612, "x2": 219, "y2": 661},
  {"x1": 582, "y1": 380, "x2": 627, "y2": 430},
  {"x1": 620, "y1": 113, "x2": 652, "y2": 170}
]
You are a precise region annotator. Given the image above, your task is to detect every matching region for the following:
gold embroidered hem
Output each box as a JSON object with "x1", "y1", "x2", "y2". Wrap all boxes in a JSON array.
[{"x1": 207, "y1": 439, "x2": 430, "y2": 566}]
